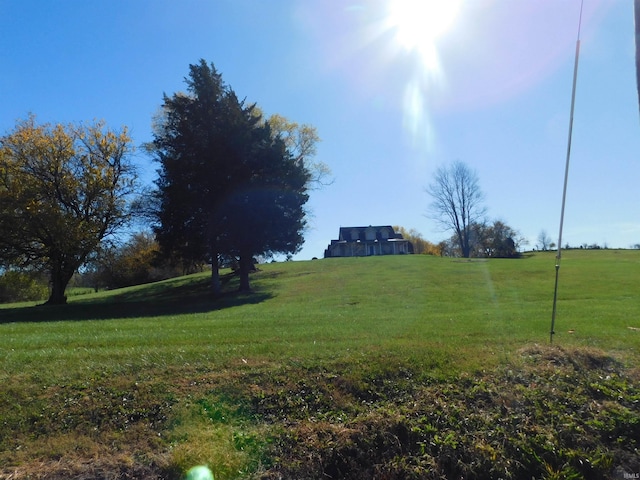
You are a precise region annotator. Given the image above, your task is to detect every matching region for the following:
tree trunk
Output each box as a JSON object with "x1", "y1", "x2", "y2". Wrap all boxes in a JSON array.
[
  {"x1": 457, "y1": 231, "x2": 470, "y2": 258},
  {"x1": 46, "y1": 267, "x2": 74, "y2": 305},
  {"x1": 462, "y1": 240, "x2": 471, "y2": 258},
  {"x1": 238, "y1": 253, "x2": 252, "y2": 292},
  {"x1": 211, "y1": 253, "x2": 221, "y2": 296}
]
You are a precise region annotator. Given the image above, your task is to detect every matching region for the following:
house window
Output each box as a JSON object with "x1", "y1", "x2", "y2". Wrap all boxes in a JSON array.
[{"x1": 365, "y1": 227, "x2": 376, "y2": 241}]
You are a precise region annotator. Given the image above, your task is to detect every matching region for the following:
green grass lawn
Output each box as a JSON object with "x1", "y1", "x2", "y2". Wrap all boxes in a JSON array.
[{"x1": 1, "y1": 250, "x2": 639, "y2": 479}]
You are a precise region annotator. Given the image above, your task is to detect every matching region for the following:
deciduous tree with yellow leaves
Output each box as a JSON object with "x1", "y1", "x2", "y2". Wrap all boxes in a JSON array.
[{"x1": 0, "y1": 116, "x2": 138, "y2": 304}]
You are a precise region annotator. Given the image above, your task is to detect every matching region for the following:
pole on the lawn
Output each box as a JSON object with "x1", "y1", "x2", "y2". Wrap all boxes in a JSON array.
[{"x1": 551, "y1": 0, "x2": 583, "y2": 344}]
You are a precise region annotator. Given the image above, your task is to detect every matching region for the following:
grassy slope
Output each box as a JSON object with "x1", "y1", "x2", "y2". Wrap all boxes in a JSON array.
[{"x1": 0, "y1": 251, "x2": 639, "y2": 479}]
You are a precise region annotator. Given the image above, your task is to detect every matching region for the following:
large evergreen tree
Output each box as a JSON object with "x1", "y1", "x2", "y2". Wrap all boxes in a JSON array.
[
  {"x1": 215, "y1": 124, "x2": 309, "y2": 291},
  {"x1": 151, "y1": 62, "x2": 234, "y2": 292},
  {"x1": 152, "y1": 60, "x2": 311, "y2": 293}
]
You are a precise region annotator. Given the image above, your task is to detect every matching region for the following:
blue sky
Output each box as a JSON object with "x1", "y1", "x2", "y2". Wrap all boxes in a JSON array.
[{"x1": 2, "y1": 0, "x2": 639, "y2": 259}]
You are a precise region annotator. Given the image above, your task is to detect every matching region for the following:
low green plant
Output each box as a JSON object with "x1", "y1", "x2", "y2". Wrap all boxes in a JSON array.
[{"x1": 164, "y1": 403, "x2": 268, "y2": 480}]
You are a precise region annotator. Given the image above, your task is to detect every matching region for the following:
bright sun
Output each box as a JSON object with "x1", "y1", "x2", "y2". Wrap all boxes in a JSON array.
[
  {"x1": 380, "y1": 0, "x2": 462, "y2": 150},
  {"x1": 387, "y1": 0, "x2": 460, "y2": 70}
]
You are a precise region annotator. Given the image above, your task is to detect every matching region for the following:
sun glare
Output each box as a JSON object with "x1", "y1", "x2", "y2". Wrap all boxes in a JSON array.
[
  {"x1": 388, "y1": 0, "x2": 460, "y2": 69},
  {"x1": 381, "y1": 0, "x2": 461, "y2": 152}
]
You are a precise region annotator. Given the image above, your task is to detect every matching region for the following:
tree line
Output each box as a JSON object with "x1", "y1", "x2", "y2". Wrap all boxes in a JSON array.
[
  {"x1": 0, "y1": 60, "x2": 322, "y2": 304},
  {"x1": 3, "y1": 58, "x2": 624, "y2": 304}
]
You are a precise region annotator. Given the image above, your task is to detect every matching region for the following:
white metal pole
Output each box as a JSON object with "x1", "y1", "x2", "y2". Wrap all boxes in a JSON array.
[{"x1": 551, "y1": 0, "x2": 584, "y2": 344}]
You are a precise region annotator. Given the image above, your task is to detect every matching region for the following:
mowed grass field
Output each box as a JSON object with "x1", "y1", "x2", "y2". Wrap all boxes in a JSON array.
[{"x1": 1, "y1": 250, "x2": 639, "y2": 479}]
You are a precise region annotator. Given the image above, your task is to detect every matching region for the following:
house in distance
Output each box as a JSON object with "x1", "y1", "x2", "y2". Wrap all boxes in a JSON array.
[{"x1": 324, "y1": 226, "x2": 413, "y2": 258}]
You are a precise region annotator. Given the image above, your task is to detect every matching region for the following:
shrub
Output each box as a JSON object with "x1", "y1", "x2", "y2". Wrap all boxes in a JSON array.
[{"x1": 0, "y1": 270, "x2": 48, "y2": 303}]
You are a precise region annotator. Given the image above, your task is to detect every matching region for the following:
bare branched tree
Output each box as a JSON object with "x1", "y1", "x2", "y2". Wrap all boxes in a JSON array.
[
  {"x1": 537, "y1": 230, "x2": 553, "y2": 251},
  {"x1": 426, "y1": 161, "x2": 486, "y2": 258}
]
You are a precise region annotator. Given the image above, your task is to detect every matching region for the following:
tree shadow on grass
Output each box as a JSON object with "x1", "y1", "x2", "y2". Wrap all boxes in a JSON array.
[{"x1": 0, "y1": 273, "x2": 273, "y2": 324}]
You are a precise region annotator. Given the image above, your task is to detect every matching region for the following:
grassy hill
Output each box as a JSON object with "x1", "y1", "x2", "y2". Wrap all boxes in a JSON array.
[{"x1": 1, "y1": 251, "x2": 639, "y2": 479}]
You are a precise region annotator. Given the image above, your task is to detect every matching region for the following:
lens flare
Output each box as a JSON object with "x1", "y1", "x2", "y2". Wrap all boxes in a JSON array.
[
  {"x1": 385, "y1": 0, "x2": 460, "y2": 150},
  {"x1": 388, "y1": 0, "x2": 460, "y2": 72}
]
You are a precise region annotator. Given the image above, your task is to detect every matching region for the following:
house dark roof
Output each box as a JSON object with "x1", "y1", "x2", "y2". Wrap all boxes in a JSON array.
[
  {"x1": 324, "y1": 225, "x2": 412, "y2": 258},
  {"x1": 338, "y1": 225, "x2": 404, "y2": 242}
]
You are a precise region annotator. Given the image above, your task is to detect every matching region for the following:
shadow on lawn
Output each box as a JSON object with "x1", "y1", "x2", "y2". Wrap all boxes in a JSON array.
[{"x1": 0, "y1": 273, "x2": 273, "y2": 323}]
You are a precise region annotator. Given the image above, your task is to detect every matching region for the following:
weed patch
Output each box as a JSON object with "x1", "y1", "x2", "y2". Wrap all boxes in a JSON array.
[
  {"x1": 256, "y1": 346, "x2": 640, "y2": 480},
  {"x1": 1, "y1": 346, "x2": 639, "y2": 479}
]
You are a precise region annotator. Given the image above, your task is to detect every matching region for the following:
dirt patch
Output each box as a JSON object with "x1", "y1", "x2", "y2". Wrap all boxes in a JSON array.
[{"x1": 519, "y1": 344, "x2": 623, "y2": 371}]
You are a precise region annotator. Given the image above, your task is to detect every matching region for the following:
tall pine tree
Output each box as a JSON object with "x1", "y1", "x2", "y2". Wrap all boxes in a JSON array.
[{"x1": 151, "y1": 60, "x2": 310, "y2": 293}]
